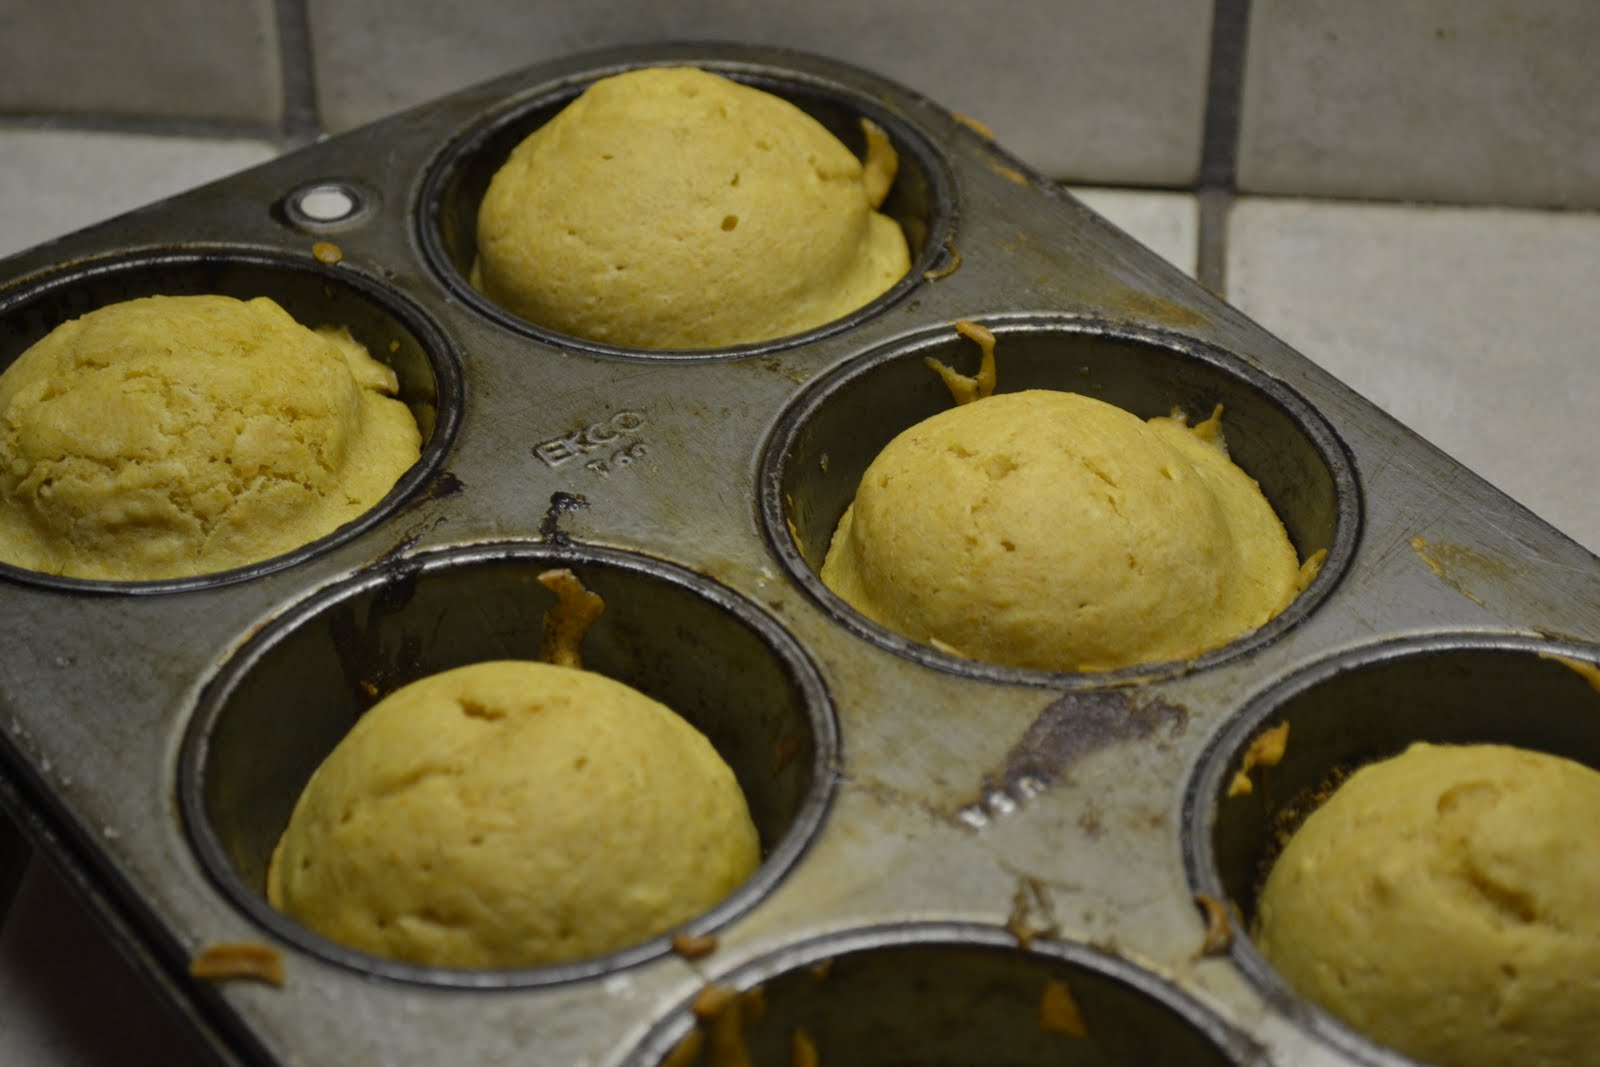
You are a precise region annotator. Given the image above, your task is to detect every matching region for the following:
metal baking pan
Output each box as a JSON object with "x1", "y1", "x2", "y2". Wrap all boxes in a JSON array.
[{"x1": 2, "y1": 40, "x2": 1598, "y2": 1067}]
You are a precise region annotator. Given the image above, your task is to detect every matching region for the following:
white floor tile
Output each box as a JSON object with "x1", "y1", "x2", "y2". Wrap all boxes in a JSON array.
[
  {"x1": 0, "y1": 1, "x2": 282, "y2": 127},
  {"x1": 0, "y1": 130, "x2": 277, "y2": 261},
  {"x1": 1068, "y1": 186, "x2": 1199, "y2": 277},
  {"x1": 1228, "y1": 196, "x2": 1600, "y2": 554},
  {"x1": 1239, "y1": 1, "x2": 1600, "y2": 208}
]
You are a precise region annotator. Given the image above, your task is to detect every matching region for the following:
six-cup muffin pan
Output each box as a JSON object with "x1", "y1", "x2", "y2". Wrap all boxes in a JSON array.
[{"x1": 2, "y1": 41, "x2": 1598, "y2": 1067}]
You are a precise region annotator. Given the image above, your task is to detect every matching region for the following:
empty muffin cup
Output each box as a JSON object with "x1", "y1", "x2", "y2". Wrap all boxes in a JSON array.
[
  {"x1": 1185, "y1": 635, "x2": 1600, "y2": 1066},
  {"x1": 416, "y1": 60, "x2": 954, "y2": 357},
  {"x1": 180, "y1": 542, "x2": 836, "y2": 987},
  {"x1": 0, "y1": 249, "x2": 459, "y2": 591},
  {"x1": 629, "y1": 923, "x2": 1258, "y2": 1065},
  {"x1": 761, "y1": 315, "x2": 1358, "y2": 685}
]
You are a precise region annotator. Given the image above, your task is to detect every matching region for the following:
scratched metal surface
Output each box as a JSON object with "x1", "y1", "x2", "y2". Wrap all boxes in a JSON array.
[{"x1": 1, "y1": 41, "x2": 1599, "y2": 1067}]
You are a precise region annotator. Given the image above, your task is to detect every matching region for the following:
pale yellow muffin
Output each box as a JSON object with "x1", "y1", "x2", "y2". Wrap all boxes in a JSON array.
[
  {"x1": 1256, "y1": 743, "x2": 1600, "y2": 1067},
  {"x1": 820, "y1": 390, "x2": 1304, "y2": 671},
  {"x1": 0, "y1": 294, "x2": 420, "y2": 580},
  {"x1": 474, "y1": 66, "x2": 909, "y2": 349},
  {"x1": 267, "y1": 660, "x2": 760, "y2": 970}
]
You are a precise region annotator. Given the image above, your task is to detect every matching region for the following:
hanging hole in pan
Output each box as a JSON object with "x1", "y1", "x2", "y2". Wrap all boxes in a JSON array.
[{"x1": 279, "y1": 181, "x2": 376, "y2": 233}]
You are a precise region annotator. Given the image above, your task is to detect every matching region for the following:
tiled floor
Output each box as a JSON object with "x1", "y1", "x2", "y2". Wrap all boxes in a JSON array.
[
  {"x1": 1238, "y1": 0, "x2": 1600, "y2": 208},
  {"x1": 303, "y1": 0, "x2": 1215, "y2": 185},
  {"x1": 1228, "y1": 196, "x2": 1600, "y2": 554},
  {"x1": 0, "y1": 130, "x2": 1597, "y2": 1065}
]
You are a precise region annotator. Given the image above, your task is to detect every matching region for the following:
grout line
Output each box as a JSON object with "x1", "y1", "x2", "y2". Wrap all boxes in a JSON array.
[
  {"x1": 0, "y1": 113, "x2": 280, "y2": 143},
  {"x1": 1196, "y1": 188, "x2": 1232, "y2": 297},
  {"x1": 1194, "y1": 0, "x2": 1253, "y2": 296},
  {"x1": 273, "y1": 0, "x2": 322, "y2": 146},
  {"x1": 1199, "y1": 0, "x2": 1252, "y2": 191}
]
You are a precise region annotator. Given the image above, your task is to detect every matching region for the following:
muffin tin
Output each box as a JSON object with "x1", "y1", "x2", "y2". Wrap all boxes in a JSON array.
[{"x1": 1, "y1": 41, "x2": 1598, "y2": 1067}]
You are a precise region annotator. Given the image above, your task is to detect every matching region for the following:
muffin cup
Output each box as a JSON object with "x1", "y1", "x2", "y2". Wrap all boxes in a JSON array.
[
  {"x1": 1183, "y1": 634, "x2": 1600, "y2": 1063},
  {"x1": 760, "y1": 314, "x2": 1361, "y2": 686},
  {"x1": 629, "y1": 923, "x2": 1261, "y2": 1066},
  {"x1": 414, "y1": 60, "x2": 957, "y2": 359},
  {"x1": 179, "y1": 542, "x2": 837, "y2": 987},
  {"x1": 0, "y1": 248, "x2": 461, "y2": 593}
]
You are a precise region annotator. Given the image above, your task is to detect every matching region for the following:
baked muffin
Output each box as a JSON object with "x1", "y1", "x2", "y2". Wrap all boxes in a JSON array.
[
  {"x1": 0, "y1": 294, "x2": 420, "y2": 580},
  {"x1": 267, "y1": 660, "x2": 760, "y2": 970},
  {"x1": 820, "y1": 389, "x2": 1307, "y2": 672},
  {"x1": 1256, "y1": 742, "x2": 1600, "y2": 1067},
  {"x1": 474, "y1": 66, "x2": 909, "y2": 349}
]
